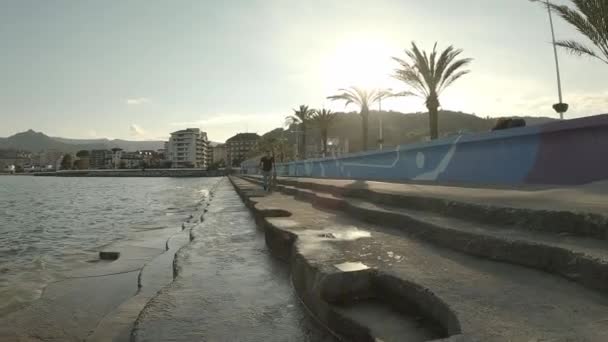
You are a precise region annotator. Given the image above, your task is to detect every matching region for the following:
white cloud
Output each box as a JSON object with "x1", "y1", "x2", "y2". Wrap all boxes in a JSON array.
[
  {"x1": 170, "y1": 114, "x2": 261, "y2": 127},
  {"x1": 126, "y1": 97, "x2": 150, "y2": 105},
  {"x1": 129, "y1": 124, "x2": 146, "y2": 138},
  {"x1": 170, "y1": 113, "x2": 285, "y2": 142}
]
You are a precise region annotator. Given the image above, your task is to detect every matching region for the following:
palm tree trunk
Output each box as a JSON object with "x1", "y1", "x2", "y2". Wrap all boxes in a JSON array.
[
  {"x1": 429, "y1": 108, "x2": 438, "y2": 140},
  {"x1": 301, "y1": 123, "x2": 306, "y2": 158},
  {"x1": 361, "y1": 107, "x2": 369, "y2": 151},
  {"x1": 427, "y1": 95, "x2": 440, "y2": 140},
  {"x1": 322, "y1": 128, "x2": 328, "y2": 156}
]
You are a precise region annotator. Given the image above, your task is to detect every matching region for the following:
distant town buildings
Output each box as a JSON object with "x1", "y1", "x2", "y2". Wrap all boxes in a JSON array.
[
  {"x1": 0, "y1": 150, "x2": 34, "y2": 172},
  {"x1": 226, "y1": 133, "x2": 260, "y2": 167},
  {"x1": 90, "y1": 150, "x2": 113, "y2": 169},
  {"x1": 212, "y1": 144, "x2": 227, "y2": 165},
  {"x1": 166, "y1": 128, "x2": 210, "y2": 168}
]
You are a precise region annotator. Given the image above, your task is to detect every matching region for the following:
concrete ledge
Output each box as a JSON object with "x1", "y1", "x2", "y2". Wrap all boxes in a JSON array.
[
  {"x1": 242, "y1": 176, "x2": 608, "y2": 296},
  {"x1": 99, "y1": 251, "x2": 120, "y2": 260},
  {"x1": 247, "y1": 175, "x2": 608, "y2": 240},
  {"x1": 230, "y1": 176, "x2": 463, "y2": 341}
]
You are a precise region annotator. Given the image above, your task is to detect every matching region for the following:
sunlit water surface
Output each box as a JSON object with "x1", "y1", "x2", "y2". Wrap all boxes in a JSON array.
[{"x1": 0, "y1": 176, "x2": 218, "y2": 316}]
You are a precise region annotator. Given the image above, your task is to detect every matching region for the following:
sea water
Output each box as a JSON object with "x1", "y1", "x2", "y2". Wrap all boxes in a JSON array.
[{"x1": 0, "y1": 175, "x2": 218, "y2": 316}]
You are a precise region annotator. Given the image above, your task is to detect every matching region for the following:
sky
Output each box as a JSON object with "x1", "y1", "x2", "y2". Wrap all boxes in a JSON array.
[{"x1": 1, "y1": 0, "x2": 607, "y2": 142}]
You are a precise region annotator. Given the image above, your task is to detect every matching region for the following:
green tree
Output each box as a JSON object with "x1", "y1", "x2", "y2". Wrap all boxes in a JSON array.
[
  {"x1": 531, "y1": 0, "x2": 608, "y2": 65},
  {"x1": 76, "y1": 150, "x2": 90, "y2": 158},
  {"x1": 285, "y1": 105, "x2": 313, "y2": 159},
  {"x1": 310, "y1": 109, "x2": 336, "y2": 156},
  {"x1": 60, "y1": 154, "x2": 73, "y2": 170},
  {"x1": 327, "y1": 87, "x2": 394, "y2": 151},
  {"x1": 392, "y1": 42, "x2": 472, "y2": 140}
]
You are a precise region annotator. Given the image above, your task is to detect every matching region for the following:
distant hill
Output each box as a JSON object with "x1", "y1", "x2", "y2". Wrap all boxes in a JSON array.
[
  {"x1": 278, "y1": 110, "x2": 556, "y2": 151},
  {"x1": 0, "y1": 130, "x2": 165, "y2": 153},
  {"x1": 52, "y1": 137, "x2": 165, "y2": 151}
]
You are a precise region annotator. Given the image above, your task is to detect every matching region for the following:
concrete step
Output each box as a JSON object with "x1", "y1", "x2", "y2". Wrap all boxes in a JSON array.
[
  {"x1": 230, "y1": 176, "x2": 608, "y2": 341},
  {"x1": 131, "y1": 180, "x2": 335, "y2": 342},
  {"x1": 240, "y1": 176, "x2": 608, "y2": 295},
  {"x1": 242, "y1": 175, "x2": 608, "y2": 240}
]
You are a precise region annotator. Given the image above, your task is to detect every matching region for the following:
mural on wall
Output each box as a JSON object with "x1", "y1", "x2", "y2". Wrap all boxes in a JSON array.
[{"x1": 243, "y1": 114, "x2": 608, "y2": 186}]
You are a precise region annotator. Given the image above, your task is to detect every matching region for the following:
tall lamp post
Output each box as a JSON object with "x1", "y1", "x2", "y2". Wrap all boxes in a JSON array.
[
  {"x1": 544, "y1": 0, "x2": 568, "y2": 119},
  {"x1": 378, "y1": 97, "x2": 384, "y2": 150},
  {"x1": 378, "y1": 88, "x2": 392, "y2": 150}
]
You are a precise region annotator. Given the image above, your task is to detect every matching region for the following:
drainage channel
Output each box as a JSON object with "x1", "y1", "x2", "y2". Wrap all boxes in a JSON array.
[{"x1": 132, "y1": 178, "x2": 336, "y2": 341}]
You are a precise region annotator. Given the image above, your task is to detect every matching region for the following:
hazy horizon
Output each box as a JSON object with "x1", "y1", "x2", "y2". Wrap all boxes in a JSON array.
[{"x1": 2, "y1": 0, "x2": 607, "y2": 142}]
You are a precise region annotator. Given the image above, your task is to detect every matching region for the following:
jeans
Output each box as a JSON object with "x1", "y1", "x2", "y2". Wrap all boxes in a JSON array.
[{"x1": 261, "y1": 170, "x2": 271, "y2": 190}]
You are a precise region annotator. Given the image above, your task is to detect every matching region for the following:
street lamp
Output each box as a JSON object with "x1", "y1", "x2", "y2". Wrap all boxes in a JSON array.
[
  {"x1": 544, "y1": 0, "x2": 568, "y2": 119},
  {"x1": 378, "y1": 88, "x2": 393, "y2": 150}
]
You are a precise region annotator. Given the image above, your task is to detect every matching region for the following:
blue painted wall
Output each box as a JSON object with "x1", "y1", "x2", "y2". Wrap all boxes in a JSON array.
[{"x1": 243, "y1": 114, "x2": 608, "y2": 186}]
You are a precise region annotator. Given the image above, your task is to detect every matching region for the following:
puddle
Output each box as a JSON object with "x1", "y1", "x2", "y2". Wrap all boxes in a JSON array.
[
  {"x1": 335, "y1": 299, "x2": 444, "y2": 342},
  {"x1": 268, "y1": 219, "x2": 301, "y2": 228},
  {"x1": 317, "y1": 226, "x2": 371, "y2": 241},
  {"x1": 334, "y1": 262, "x2": 369, "y2": 272}
]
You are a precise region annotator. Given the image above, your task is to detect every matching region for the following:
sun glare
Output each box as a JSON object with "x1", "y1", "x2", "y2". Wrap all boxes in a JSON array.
[{"x1": 321, "y1": 37, "x2": 399, "y2": 94}]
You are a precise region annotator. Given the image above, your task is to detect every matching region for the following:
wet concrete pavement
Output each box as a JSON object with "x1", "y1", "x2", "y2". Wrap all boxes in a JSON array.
[
  {"x1": 231, "y1": 176, "x2": 608, "y2": 341},
  {"x1": 132, "y1": 179, "x2": 335, "y2": 341}
]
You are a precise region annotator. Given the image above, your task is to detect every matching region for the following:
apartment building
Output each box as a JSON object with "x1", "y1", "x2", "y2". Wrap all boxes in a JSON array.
[
  {"x1": 226, "y1": 133, "x2": 260, "y2": 167},
  {"x1": 90, "y1": 150, "x2": 113, "y2": 169},
  {"x1": 167, "y1": 128, "x2": 209, "y2": 168},
  {"x1": 212, "y1": 144, "x2": 227, "y2": 164}
]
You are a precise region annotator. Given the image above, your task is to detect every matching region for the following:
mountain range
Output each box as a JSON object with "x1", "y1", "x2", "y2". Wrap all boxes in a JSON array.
[
  {"x1": 1, "y1": 111, "x2": 556, "y2": 153},
  {"x1": 0, "y1": 130, "x2": 166, "y2": 153}
]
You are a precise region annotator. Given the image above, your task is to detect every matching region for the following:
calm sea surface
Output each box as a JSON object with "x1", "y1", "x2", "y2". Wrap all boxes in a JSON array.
[{"x1": 0, "y1": 176, "x2": 219, "y2": 316}]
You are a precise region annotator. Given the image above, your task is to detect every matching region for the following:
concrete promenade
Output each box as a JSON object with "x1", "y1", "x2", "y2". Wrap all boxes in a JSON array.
[
  {"x1": 233, "y1": 175, "x2": 608, "y2": 341},
  {"x1": 267, "y1": 176, "x2": 608, "y2": 215},
  {"x1": 132, "y1": 178, "x2": 334, "y2": 341},
  {"x1": 3, "y1": 174, "x2": 607, "y2": 341}
]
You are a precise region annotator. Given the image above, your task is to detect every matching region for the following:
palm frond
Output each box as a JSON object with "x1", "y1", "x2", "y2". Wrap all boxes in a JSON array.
[
  {"x1": 438, "y1": 57, "x2": 472, "y2": 93},
  {"x1": 555, "y1": 39, "x2": 599, "y2": 58},
  {"x1": 532, "y1": 0, "x2": 608, "y2": 65},
  {"x1": 310, "y1": 109, "x2": 336, "y2": 130},
  {"x1": 393, "y1": 41, "x2": 471, "y2": 99},
  {"x1": 441, "y1": 70, "x2": 470, "y2": 92}
]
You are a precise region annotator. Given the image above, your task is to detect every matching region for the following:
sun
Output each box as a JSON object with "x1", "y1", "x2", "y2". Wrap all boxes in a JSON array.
[{"x1": 321, "y1": 37, "x2": 399, "y2": 94}]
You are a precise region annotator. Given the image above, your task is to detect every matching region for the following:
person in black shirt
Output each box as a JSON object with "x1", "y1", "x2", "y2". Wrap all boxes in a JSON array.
[{"x1": 259, "y1": 150, "x2": 274, "y2": 191}]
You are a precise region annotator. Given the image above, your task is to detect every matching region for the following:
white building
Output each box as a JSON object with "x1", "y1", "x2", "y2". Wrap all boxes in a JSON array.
[{"x1": 167, "y1": 128, "x2": 209, "y2": 168}]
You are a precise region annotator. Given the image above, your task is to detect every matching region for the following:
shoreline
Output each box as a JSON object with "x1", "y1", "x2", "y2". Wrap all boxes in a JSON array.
[
  {"x1": 32, "y1": 169, "x2": 228, "y2": 177},
  {"x1": 0, "y1": 179, "x2": 217, "y2": 341}
]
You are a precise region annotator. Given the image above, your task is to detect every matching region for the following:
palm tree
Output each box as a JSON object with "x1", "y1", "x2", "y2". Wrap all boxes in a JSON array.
[
  {"x1": 531, "y1": 0, "x2": 608, "y2": 65},
  {"x1": 310, "y1": 109, "x2": 336, "y2": 156},
  {"x1": 392, "y1": 42, "x2": 472, "y2": 140},
  {"x1": 285, "y1": 105, "x2": 313, "y2": 158},
  {"x1": 327, "y1": 87, "x2": 394, "y2": 151}
]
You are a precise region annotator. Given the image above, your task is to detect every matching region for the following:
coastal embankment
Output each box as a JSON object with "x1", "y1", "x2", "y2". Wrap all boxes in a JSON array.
[
  {"x1": 0, "y1": 177, "x2": 334, "y2": 341},
  {"x1": 242, "y1": 114, "x2": 608, "y2": 186},
  {"x1": 231, "y1": 175, "x2": 608, "y2": 341},
  {"x1": 33, "y1": 169, "x2": 227, "y2": 177}
]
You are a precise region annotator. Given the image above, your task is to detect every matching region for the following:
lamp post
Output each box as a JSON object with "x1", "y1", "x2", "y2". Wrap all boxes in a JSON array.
[
  {"x1": 289, "y1": 128, "x2": 301, "y2": 160},
  {"x1": 377, "y1": 88, "x2": 393, "y2": 150},
  {"x1": 545, "y1": 0, "x2": 568, "y2": 119},
  {"x1": 378, "y1": 97, "x2": 384, "y2": 150}
]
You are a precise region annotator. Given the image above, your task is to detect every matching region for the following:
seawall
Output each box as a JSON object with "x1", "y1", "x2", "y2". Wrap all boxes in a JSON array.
[{"x1": 243, "y1": 114, "x2": 608, "y2": 186}]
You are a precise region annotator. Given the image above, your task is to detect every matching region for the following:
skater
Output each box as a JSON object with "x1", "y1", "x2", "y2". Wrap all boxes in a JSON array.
[{"x1": 259, "y1": 150, "x2": 274, "y2": 191}]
